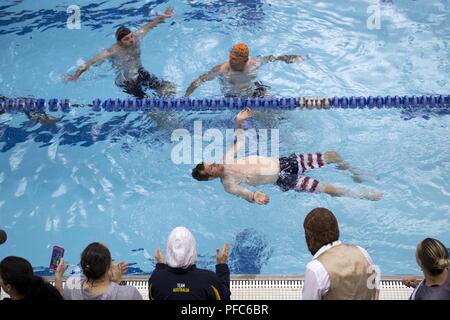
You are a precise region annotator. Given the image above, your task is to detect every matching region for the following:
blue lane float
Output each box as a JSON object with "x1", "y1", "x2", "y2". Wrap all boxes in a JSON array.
[{"x1": 1, "y1": 95, "x2": 450, "y2": 112}]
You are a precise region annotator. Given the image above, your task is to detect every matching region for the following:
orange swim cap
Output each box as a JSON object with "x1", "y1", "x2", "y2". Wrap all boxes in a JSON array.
[{"x1": 230, "y1": 43, "x2": 249, "y2": 60}]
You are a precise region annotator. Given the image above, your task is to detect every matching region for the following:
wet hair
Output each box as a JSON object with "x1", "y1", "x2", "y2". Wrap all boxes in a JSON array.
[
  {"x1": 417, "y1": 238, "x2": 449, "y2": 276},
  {"x1": 115, "y1": 26, "x2": 131, "y2": 41},
  {"x1": 80, "y1": 242, "x2": 112, "y2": 283},
  {"x1": 192, "y1": 163, "x2": 210, "y2": 181},
  {"x1": 0, "y1": 256, "x2": 62, "y2": 300},
  {"x1": 303, "y1": 207, "x2": 340, "y2": 255}
]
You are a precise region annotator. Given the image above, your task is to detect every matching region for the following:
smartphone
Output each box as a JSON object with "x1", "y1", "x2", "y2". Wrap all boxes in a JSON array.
[{"x1": 49, "y1": 245, "x2": 65, "y2": 271}]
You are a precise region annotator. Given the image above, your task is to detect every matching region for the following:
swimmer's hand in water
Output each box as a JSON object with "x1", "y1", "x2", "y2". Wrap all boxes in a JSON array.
[
  {"x1": 62, "y1": 73, "x2": 80, "y2": 81},
  {"x1": 285, "y1": 55, "x2": 304, "y2": 63},
  {"x1": 254, "y1": 191, "x2": 270, "y2": 205},
  {"x1": 365, "y1": 191, "x2": 383, "y2": 201},
  {"x1": 162, "y1": 6, "x2": 174, "y2": 19},
  {"x1": 61, "y1": 64, "x2": 88, "y2": 82}
]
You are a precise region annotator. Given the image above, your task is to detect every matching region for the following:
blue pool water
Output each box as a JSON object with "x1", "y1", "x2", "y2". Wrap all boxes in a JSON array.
[{"x1": 0, "y1": 0, "x2": 449, "y2": 275}]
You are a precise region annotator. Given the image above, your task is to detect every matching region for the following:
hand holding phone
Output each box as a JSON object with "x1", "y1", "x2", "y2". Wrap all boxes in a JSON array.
[{"x1": 50, "y1": 245, "x2": 65, "y2": 272}]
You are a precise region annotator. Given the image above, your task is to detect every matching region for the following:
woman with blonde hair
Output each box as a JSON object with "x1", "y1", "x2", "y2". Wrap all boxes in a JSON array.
[{"x1": 406, "y1": 238, "x2": 450, "y2": 300}]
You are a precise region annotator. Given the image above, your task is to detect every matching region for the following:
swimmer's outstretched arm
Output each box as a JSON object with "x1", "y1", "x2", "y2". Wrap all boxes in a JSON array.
[
  {"x1": 224, "y1": 108, "x2": 253, "y2": 163},
  {"x1": 224, "y1": 182, "x2": 270, "y2": 205},
  {"x1": 64, "y1": 49, "x2": 114, "y2": 81},
  {"x1": 137, "y1": 6, "x2": 174, "y2": 36},
  {"x1": 183, "y1": 65, "x2": 222, "y2": 97},
  {"x1": 257, "y1": 54, "x2": 304, "y2": 64}
]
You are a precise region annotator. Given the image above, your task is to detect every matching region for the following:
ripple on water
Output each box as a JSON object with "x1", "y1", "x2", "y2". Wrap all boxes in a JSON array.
[{"x1": 14, "y1": 177, "x2": 27, "y2": 197}]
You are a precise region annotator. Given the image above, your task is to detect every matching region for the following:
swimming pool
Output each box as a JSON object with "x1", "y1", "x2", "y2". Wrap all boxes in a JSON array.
[{"x1": 0, "y1": 0, "x2": 449, "y2": 276}]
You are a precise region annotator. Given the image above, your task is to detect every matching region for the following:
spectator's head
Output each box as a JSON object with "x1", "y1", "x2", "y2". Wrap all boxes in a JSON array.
[
  {"x1": 0, "y1": 256, "x2": 62, "y2": 300},
  {"x1": 192, "y1": 163, "x2": 223, "y2": 181},
  {"x1": 0, "y1": 229, "x2": 6, "y2": 245},
  {"x1": 115, "y1": 26, "x2": 135, "y2": 46},
  {"x1": 80, "y1": 242, "x2": 112, "y2": 284},
  {"x1": 166, "y1": 227, "x2": 197, "y2": 269},
  {"x1": 416, "y1": 238, "x2": 449, "y2": 276},
  {"x1": 303, "y1": 207, "x2": 340, "y2": 255}
]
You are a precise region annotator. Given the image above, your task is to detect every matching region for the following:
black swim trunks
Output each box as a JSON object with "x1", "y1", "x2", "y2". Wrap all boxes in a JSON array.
[
  {"x1": 276, "y1": 153, "x2": 325, "y2": 193},
  {"x1": 117, "y1": 68, "x2": 175, "y2": 99},
  {"x1": 223, "y1": 81, "x2": 271, "y2": 99},
  {"x1": 252, "y1": 81, "x2": 270, "y2": 98}
]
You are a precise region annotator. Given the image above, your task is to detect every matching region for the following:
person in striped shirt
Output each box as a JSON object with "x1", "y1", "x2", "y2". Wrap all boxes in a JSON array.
[{"x1": 191, "y1": 109, "x2": 383, "y2": 205}]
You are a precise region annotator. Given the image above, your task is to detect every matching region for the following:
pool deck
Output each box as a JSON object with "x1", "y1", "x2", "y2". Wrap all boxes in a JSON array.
[{"x1": 0, "y1": 275, "x2": 419, "y2": 300}]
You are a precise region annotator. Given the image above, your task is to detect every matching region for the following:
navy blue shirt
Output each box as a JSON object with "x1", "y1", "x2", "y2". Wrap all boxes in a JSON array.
[
  {"x1": 148, "y1": 263, "x2": 231, "y2": 300},
  {"x1": 410, "y1": 268, "x2": 450, "y2": 300}
]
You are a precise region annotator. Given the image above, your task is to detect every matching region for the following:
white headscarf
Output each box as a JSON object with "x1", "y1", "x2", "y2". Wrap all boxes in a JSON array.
[{"x1": 166, "y1": 227, "x2": 197, "y2": 269}]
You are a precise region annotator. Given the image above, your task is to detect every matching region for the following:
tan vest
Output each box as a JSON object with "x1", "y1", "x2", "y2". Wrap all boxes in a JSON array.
[{"x1": 316, "y1": 243, "x2": 379, "y2": 300}]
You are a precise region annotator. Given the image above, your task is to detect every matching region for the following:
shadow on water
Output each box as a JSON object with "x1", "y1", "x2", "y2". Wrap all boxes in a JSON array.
[
  {"x1": 0, "y1": 0, "x2": 266, "y2": 36},
  {"x1": 400, "y1": 107, "x2": 450, "y2": 120},
  {"x1": 184, "y1": 0, "x2": 266, "y2": 29},
  {"x1": 228, "y1": 228, "x2": 273, "y2": 274},
  {"x1": 0, "y1": 111, "x2": 179, "y2": 152},
  {"x1": 0, "y1": 0, "x2": 168, "y2": 35},
  {"x1": 0, "y1": 93, "x2": 286, "y2": 153}
]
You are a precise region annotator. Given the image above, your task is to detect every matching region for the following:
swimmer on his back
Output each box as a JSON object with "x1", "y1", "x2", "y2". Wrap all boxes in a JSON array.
[{"x1": 192, "y1": 109, "x2": 383, "y2": 205}]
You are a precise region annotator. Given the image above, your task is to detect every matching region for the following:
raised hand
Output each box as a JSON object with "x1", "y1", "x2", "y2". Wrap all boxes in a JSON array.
[
  {"x1": 117, "y1": 261, "x2": 128, "y2": 275},
  {"x1": 155, "y1": 248, "x2": 164, "y2": 264},
  {"x1": 216, "y1": 243, "x2": 229, "y2": 264},
  {"x1": 55, "y1": 258, "x2": 68, "y2": 278},
  {"x1": 236, "y1": 108, "x2": 253, "y2": 122},
  {"x1": 109, "y1": 263, "x2": 123, "y2": 283}
]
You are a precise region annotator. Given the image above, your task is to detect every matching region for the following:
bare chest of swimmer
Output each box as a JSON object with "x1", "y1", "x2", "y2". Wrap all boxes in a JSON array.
[
  {"x1": 225, "y1": 157, "x2": 280, "y2": 184},
  {"x1": 221, "y1": 66, "x2": 258, "y2": 85},
  {"x1": 115, "y1": 43, "x2": 141, "y2": 62}
]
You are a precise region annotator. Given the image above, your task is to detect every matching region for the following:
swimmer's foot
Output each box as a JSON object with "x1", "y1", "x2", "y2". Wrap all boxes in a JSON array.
[
  {"x1": 352, "y1": 173, "x2": 365, "y2": 183},
  {"x1": 363, "y1": 191, "x2": 383, "y2": 201},
  {"x1": 327, "y1": 153, "x2": 378, "y2": 183},
  {"x1": 350, "y1": 168, "x2": 380, "y2": 183}
]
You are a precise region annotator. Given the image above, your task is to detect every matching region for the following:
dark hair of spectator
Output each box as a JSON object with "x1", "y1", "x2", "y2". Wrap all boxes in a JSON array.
[
  {"x1": 0, "y1": 256, "x2": 62, "y2": 300},
  {"x1": 303, "y1": 207, "x2": 340, "y2": 255},
  {"x1": 80, "y1": 242, "x2": 112, "y2": 283}
]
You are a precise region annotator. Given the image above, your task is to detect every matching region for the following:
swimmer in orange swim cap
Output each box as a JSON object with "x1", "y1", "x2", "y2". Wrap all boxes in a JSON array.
[{"x1": 184, "y1": 43, "x2": 304, "y2": 98}]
